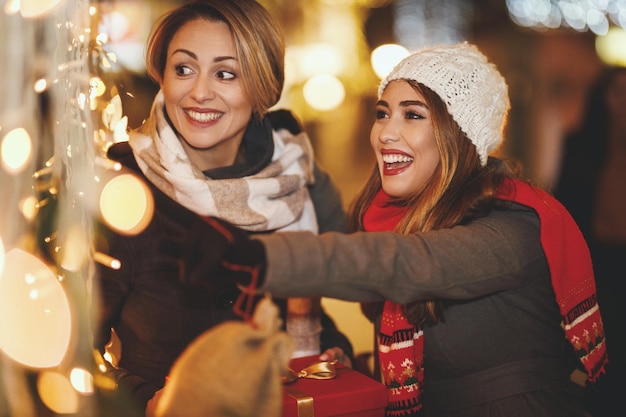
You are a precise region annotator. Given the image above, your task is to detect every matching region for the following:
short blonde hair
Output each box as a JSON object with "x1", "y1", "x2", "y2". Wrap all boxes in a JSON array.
[{"x1": 145, "y1": 0, "x2": 285, "y2": 119}]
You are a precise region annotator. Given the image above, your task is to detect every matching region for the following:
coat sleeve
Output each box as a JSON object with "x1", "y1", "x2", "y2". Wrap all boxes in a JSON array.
[
  {"x1": 93, "y1": 227, "x2": 161, "y2": 411},
  {"x1": 309, "y1": 162, "x2": 348, "y2": 234},
  {"x1": 256, "y1": 204, "x2": 545, "y2": 305}
]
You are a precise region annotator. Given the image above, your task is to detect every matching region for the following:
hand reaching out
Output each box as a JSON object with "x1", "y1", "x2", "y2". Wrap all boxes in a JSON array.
[
  {"x1": 319, "y1": 347, "x2": 352, "y2": 368},
  {"x1": 157, "y1": 206, "x2": 267, "y2": 294}
]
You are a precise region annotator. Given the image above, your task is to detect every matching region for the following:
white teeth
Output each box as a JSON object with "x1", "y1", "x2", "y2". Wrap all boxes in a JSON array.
[
  {"x1": 187, "y1": 110, "x2": 222, "y2": 122},
  {"x1": 382, "y1": 154, "x2": 413, "y2": 163}
]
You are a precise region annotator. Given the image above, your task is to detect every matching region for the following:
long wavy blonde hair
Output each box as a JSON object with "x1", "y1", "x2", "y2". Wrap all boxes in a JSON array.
[{"x1": 351, "y1": 80, "x2": 518, "y2": 327}]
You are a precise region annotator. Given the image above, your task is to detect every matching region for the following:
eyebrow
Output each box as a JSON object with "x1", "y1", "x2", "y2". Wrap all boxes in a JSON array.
[
  {"x1": 170, "y1": 48, "x2": 236, "y2": 63},
  {"x1": 376, "y1": 99, "x2": 429, "y2": 109}
]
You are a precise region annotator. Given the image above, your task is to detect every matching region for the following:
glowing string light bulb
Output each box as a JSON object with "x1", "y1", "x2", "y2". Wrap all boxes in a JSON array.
[{"x1": 0, "y1": 248, "x2": 71, "y2": 368}]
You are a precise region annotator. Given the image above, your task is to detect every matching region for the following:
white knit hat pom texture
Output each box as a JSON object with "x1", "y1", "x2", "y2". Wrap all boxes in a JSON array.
[{"x1": 378, "y1": 42, "x2": 510, "y2": 166}]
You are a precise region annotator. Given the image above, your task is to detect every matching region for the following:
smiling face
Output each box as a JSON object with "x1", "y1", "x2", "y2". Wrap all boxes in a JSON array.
[
  {"x1": 161, "y1": 18, "x2": 253, "y2": 171},
  {"x1": 370, "y1": 80, "x2": 441, "y2": 198}
]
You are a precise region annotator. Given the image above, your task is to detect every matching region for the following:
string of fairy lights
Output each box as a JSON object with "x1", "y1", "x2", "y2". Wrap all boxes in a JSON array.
[{"x1": 0, "y1": 0, "x2": 150, "y2": 415}]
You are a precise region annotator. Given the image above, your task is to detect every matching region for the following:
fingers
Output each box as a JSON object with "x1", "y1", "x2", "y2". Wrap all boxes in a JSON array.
[{"x1": 319, "y1": 347, "x2": 345, "y2": 364}]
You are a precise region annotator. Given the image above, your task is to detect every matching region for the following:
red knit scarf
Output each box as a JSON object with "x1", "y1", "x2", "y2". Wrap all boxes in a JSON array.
[
  {"x1": 363, "y1": 178, "x2": 608, "y2": 417},
  {"x1": 363, "y1": 192, "x2": 423, "y2": 417},
  {"x1": 496, "y1": 179, "x2": 608, "y2": 380}
]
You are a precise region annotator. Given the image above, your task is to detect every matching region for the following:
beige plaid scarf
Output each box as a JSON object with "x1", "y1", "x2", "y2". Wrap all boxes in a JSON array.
[{"x1": 128, "y1": 91, "x2": 318, "y2": 233}]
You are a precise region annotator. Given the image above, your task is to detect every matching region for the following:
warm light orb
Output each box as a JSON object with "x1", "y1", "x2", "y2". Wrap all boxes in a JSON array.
[
  {"x1": 19, "y1": 195, "x2": 40, "y2": 221},
  {"x1": 596, "y1": 26, "x2": 626, "y2": 67},
  {"x1": 4, "y1": 0, "x2": 20, "y2": 15},
  {"x1": 99, "y1": 173, "x2": 154, "y2": 235},
  {"x1": 18, "y1": 0, "x2": 63, "y2": 18},
  {"x1": 299, "y1": 43, "x2": 345, "y2": 78},
  {"x1": 370, "y1": 44, "x2": 410, "y2": 80},
  {"x1": 89, "y1": 77, "x2": 106, "y2": 98},
  {"x1": 34, "y1": 78, "x2": 48, "y2": 93},
  {"x1": 102, "y1": 95, "x2": 123, "y2": 130},
  {"x1": 0, "y1": 248, "x2": 71, "y2": 368},
  {"x1": 302, "y1": 74, "x2": 346, "y2": 111},
  {"x1": 70, "y1": 367, "x2": 95, "y2": 394},
  {"x1": 37, "y1": 371, "x2": 80, "y2": 414},
  {"x1": 1, "y1": 127, "x2": 33, "y2": 174},
  {"x1": 102, "y1": 94, "x2": 129, "y2": 143},
  {"x1": 59, "y1": 225, "x2": 90, "y2": 272}
]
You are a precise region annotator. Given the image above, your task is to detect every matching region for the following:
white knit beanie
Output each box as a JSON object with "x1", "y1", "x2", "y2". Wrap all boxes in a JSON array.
[{"x1": 378, "y1": 42, "x2": 510, "y2": 166}]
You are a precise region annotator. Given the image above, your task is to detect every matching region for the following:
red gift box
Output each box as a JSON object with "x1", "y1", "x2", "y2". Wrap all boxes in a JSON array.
[{"x1": 282, "y1": 355, "x2": 387, "y2": 417}]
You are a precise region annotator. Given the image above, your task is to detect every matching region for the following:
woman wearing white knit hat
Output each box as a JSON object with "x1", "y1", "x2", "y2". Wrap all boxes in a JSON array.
[{"x1": 164, "y1": 42, "x2": 608, "y2": 417}]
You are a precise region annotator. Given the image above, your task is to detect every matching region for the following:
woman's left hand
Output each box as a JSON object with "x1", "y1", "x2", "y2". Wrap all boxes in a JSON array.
[{"x1": 319, "y1": 347, "x2": 352, "y2": 368}]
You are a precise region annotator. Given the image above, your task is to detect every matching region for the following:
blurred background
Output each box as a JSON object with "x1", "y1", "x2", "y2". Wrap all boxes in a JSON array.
[
  {"x1": 98, "y1": 0, "x2": 626, "y2": 197},
  {"x1": 1, "y1": 0, "x2": 625, "y2": 413}
]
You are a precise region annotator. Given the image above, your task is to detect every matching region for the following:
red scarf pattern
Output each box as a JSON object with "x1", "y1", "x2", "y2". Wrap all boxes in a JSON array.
[
  {"x1": 496, "y1": 178, "x2": 607, "y2": 381},
  {"x1": 363, "y1": 191, "x2": 422, "y2": 416},
  {"x1": 363, "y1": 178, "x2": 608, "y2": 417}
]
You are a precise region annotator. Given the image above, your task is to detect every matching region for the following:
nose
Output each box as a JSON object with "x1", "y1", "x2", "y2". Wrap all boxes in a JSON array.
[
  {"x1": 189, "y1": 76, "x2": 215, "y2": 102},
  {"x1": 377, "y1": 119, "x2": 400, "y2": 144}
]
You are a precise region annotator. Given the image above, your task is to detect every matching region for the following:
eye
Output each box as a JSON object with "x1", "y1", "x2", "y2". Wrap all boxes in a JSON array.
[
  {"x1": 217, "y1": 70, "x2": 236, "y2": 80},
  {"x1": 174, "y1": 65, "x2": 193, "y2": 76},
  {"x1": 405, "y1": 110, "x2": 425, "y2": 120},
  {"x1": 375, "y1": 109, "x2": 389, "y2": 120}
]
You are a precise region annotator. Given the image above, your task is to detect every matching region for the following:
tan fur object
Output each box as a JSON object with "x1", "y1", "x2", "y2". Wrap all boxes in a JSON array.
[{"x1": 155, "y1": 296, "x2": 294, "y2": 417}]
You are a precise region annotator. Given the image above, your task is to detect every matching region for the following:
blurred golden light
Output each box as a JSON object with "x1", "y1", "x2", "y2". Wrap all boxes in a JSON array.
[
  {"x1": 299, "y1": 43, "x2": 345, "y2": 78},
  {"x1": 1, "y1": 127, "x2": 33, "y2": 174},
  {"x1": 113, "y1": 116, "x2": 129, "y2": 143},
  {"x1": 102, "y1": 94, "x2": 129, "y2": 143},
  {"x1": 303, "y1": 74, "x2": 346, "y2": 111},
  {"x1": 77, "y1": 93, "x2": 87, "y2": 111},
  {"x1": 93, "y1": 251, "x2": 121, "y2": 270},
  {"x1": 37, "y1": 371, "x2": 79, "y2": 414},
  {"x1": 4, "y1": 0, "x2": 20, "y2": 15},
  {"x1": 0, "y1": 248, "x2": 71, "y2": 368},
  {"x1": 59, "y1": 225, "x2": 90, "y2": 272},
  {"x1": 34, "y1": 78, "x2": 48, "y2": 93},
  {"x1": 596, "y1": 26, "x2": 626, "y2": 67},
  {"x1": 95, "y1": 156, "x2": 122, "y2": 171},
  {"x1": 371, "y1": 44, "x2": 410, "y2": 80},
  {"x1": 89, "y1": 77, "x2": 106, "y2": 98},
  {"x1": 19, "y1": 195, "x2": 40, "y2": 221},
  {"x1": 99, "y1": 173, "x2": 154, "y2": 235},
  {"x1": 18, "y1": 0, "x2": 63, "y2": 18},
  {"x1": 70, "y1": 367, "x2": 95, "y2": 394}
]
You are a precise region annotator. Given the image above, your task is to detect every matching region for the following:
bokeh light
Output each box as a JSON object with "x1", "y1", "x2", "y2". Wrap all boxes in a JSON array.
[
  {"x1": 18, "y1": 0, "x2": 64, "y2": 18},
  {"x1": 59, "y1": 224, "x2": 91, "y2": 272},
  {"x1": 0, "y1": 248, "x2": 71, "y2": 368},
  {"x1": 99, "y1": 173, "x2": 154, "y2": 235},
  {"x1": 37, "y1": 371, "x2": 80, "y2": 414},
  {"x1": 1, "y1": 127, "x2": 33, "y2": 174},
  {"x1": 302, "y1": 74, "x2": 346, "y2": 111},
  {"x1": 506, "y1": 0, "x2": 626, "y2": 34},
  {"x1": 596, "y1": 26, "x2": 626, "y2": 66},
  {"x1": 70, "y1": 367, "x2": 95, "y2": 394},
  {"x1": 19, "y1": 195, "x2": 40, "y2": 221},
  {"x1": 370, "y1": 44, "x2": 410, "y2": 80}
]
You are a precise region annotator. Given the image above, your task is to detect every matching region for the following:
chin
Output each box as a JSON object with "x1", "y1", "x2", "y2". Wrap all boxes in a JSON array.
[{"x1": 381, "y1": 184, "x2": 405, "y2": 198}]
